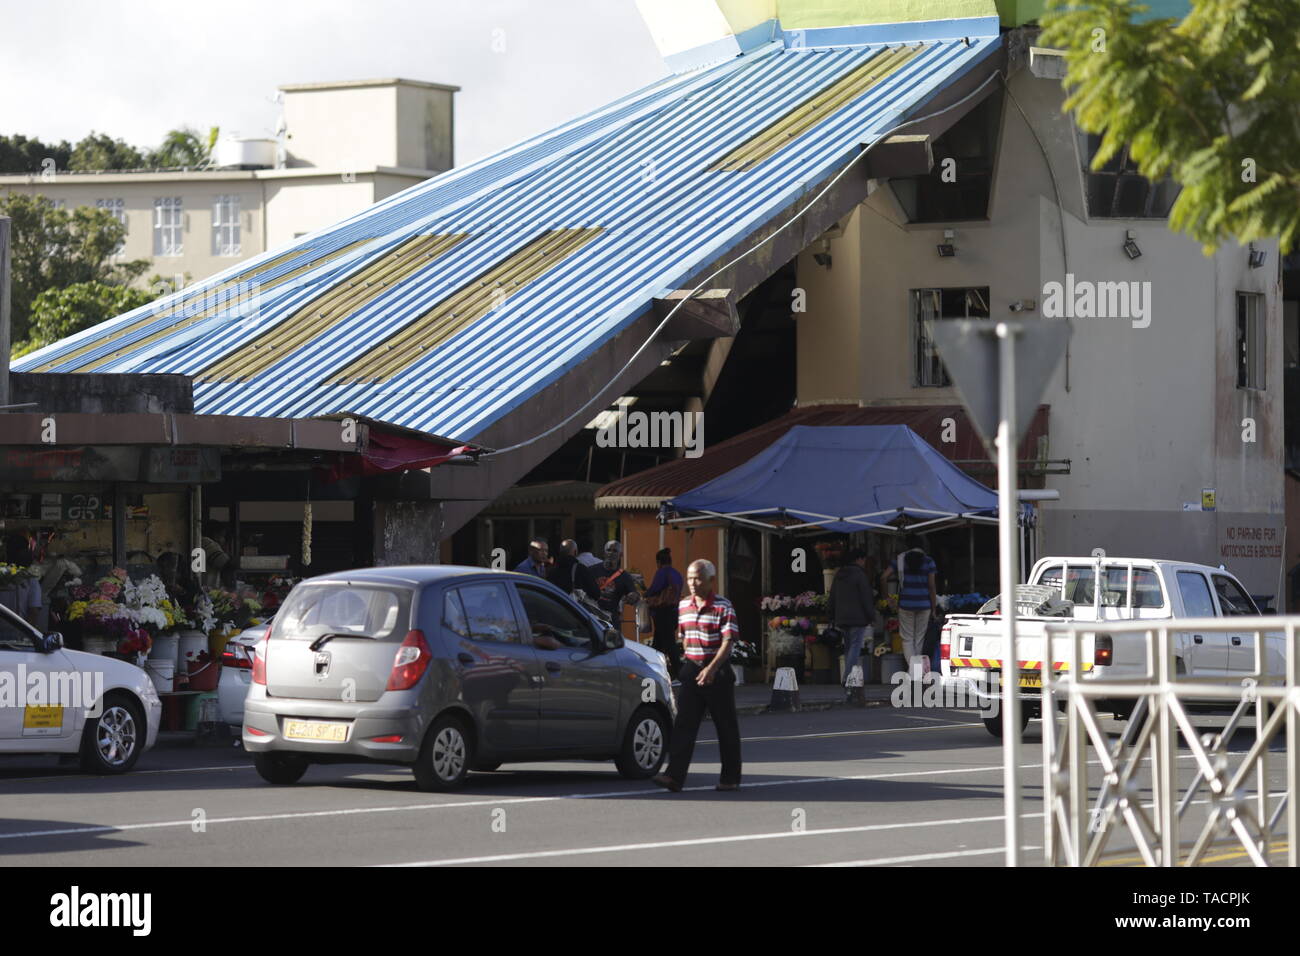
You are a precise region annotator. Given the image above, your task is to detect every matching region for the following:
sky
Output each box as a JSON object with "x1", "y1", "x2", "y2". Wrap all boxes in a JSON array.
[{"x1": 0, "y1": 0, "x2": 670, "y2": 167}]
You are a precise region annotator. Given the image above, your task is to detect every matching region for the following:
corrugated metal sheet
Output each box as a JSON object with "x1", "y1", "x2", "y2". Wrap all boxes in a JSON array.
[{"x1": 14, "y1": 27, "x2": 1000, "y2": 443}]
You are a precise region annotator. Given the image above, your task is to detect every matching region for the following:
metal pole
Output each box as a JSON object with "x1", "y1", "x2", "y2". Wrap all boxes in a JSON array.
[
  {"x1": 0, "y1": 216, "x2": 11, "y2": 409},
  {"x1": 997, "y1": 322, "x2": 1022, "y2": 866}
]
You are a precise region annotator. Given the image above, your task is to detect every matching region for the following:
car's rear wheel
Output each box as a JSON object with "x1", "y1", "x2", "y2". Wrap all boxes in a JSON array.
[
  {"x1": 982, "y1": 707, "x2": 1031, "y2": 739},
  {"x1": 253, "y1": 752, "x2": 309, "y2": 784},
  {"x1": 80, "y1": 693, "x2": 145, "y2": 774},
  {"x1": 414, "y1": 715, "x2": 473, "y2": 791},
  {"x1": 616, "y1": 706, "x2": 668, "y2": 779}
]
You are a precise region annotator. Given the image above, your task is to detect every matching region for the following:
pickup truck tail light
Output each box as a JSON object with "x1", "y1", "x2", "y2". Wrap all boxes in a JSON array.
[
  {"x1": 939, "y1": 626, "x2": 952, "y2": 661},
  {"x1": 1094, "y1": 634, "x2": 1114, "y2": 667}
]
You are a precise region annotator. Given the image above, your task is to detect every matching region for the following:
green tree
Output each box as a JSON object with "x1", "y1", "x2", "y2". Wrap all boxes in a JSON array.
[
  {"x1": 1041, "y1": 0, "x2": 1300, "y2": 252},
  {"x1": 13, "y1": 280, "x2": 157, "y2": 358},
  {"x1": 0, "y1": 134, "x2": 72, "y2": 173},
  {"x1": 148, "y1": 125, "x2": 219, "y2": 168},
  {"x1": 0, "y1": 193, "x2": 150, "y2": 346},
  {"x1": 68, "y1": 131, "x2": 148, "y2": 171}
]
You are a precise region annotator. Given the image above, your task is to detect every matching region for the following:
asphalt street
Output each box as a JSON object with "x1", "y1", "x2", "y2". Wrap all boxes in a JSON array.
[{"x1": 0, "y1": 705, "x2": 1289, "y2": 866}]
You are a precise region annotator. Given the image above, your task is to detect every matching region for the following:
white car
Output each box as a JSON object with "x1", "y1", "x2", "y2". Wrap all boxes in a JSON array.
[
  {"x1": 217, "y1": 619, "x2": 273, "y2": 729},
  {"x1": 0, "y1": 603, "x2": 161, "y2": 772}
]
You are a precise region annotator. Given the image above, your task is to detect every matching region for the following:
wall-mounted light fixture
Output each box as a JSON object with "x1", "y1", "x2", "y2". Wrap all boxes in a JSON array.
[
  {"x1": 937, "y1": 228, "x2": 955, "y2": 258},
  {"x1": 812, "y1": 238, "x2": 832, "y2": 269},
  {"x1": 1123, "y1": 229, "x2": 1141, "y2": 260},
  {"x1": 1248, "y1": 244, "x2": 1266, "y2": 269}
]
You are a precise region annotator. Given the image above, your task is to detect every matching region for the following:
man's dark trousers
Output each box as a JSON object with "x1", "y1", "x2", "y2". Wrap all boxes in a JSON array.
[
  {"x1": 651, "y1": 607, "x2": 680, "y2": 676},
  {"x1": 665, "y1": 659, "x2": 741, "y2": 786}
]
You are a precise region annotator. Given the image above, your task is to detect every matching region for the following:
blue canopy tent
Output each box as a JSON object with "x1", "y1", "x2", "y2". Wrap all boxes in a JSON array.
[{"x1": 665, "y1": 425, "x2": 1009, "y2": 535}]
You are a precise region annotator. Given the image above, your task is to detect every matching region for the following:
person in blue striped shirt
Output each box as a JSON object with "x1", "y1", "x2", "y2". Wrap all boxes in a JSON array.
[{"x1": 883, "y1": 538, "x2": 938, "y2": 674}]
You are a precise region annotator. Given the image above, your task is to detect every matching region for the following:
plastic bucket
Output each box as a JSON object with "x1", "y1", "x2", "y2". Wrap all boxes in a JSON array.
[
  {"x1": 146, "y1": 659, "x2": 175, "y2": 694},
  {"x1": 187, "y1": 657, "x2": 220, "y2": 692},
  {"x1": 178, "y1": 630, "x2": 208, "y2": 669},
  {"x1": 149, "y1": 631, "x2": 180, "y2": 663},
  {"x1": 82, "y1": 635, "x2": 116, "y2": 656},
  {"x1": 879, "y1": 652, "x2": 906, "y2": 685}
]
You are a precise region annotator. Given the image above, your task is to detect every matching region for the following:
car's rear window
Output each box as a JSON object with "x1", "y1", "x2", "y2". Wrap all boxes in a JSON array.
[{"x1": 274, "y1": 583, "x2": 411, "y2": 641}]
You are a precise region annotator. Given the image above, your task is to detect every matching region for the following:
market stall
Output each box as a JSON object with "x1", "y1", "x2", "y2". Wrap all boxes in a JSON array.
[{"x1": 665, "y1": 425, "x2": 1016, "y2": 683}]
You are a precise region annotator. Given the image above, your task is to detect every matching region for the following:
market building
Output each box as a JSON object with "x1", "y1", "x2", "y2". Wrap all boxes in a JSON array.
[{"x1": 6, "y1": 0, "x2": 1294, "y2": 661}]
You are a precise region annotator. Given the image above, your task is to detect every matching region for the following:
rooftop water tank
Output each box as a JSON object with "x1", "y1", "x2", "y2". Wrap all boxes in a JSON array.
[{"x1": 215, "y1": 137, "x2": 278, "y2": 169}]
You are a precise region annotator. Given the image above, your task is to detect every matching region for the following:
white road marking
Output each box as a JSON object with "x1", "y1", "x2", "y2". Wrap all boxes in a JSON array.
[
  {"x1": 812, "y1": 846, "x2": 1042, "y2": 866},
  {"x1": 0, "y1": 761, "x2": 1034, "y2": 842},
  {"x1": 699, "y1": 722, "x2": 981, "y2": 744},
  {"x1": 383, "y1": 814, "x2": 1043, "y2": 867}
]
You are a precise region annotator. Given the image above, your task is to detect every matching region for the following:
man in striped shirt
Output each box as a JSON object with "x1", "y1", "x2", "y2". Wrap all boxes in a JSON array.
[{"x1": 652, "y1": 558, "x2": 742, "y2": 792}]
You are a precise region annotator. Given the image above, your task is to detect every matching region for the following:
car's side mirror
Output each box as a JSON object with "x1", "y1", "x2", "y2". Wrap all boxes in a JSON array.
[
  {"x1": 37, "y1": 631, "x2": 64, "y2": 654},
  {"x1": 603, "y1": 628, "x2": 624, "y2": 650}
]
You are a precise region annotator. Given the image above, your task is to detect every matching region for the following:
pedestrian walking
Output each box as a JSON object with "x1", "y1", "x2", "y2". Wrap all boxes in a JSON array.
[
  {"x1": 652, "y1": 559, "x2": 741, "y2": 792},
  {"x1": 827, "y1": 548, "x2": 874, "y2": 697},
  {"x1": 4, "y1": 532, "x2": 45, "y2": 629},
  {"x1": 513, "y1": 539, "x2": 549, "y2": 578},
  {"x1": 887, "y1": 538, "x2": 938, "y2": 674},
  {"x1": 594, "y1": 540, "x2": 640, "y2": 620},
  {"x1": 644, "y1": 548, "x2": 684, "y2": 675},
  {"x1": 548, "y1": 539, "x2": 600, "y2": 602}
]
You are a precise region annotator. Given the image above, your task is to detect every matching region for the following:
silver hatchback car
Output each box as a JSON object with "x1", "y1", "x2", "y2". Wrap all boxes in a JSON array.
[{"x1": 242, "y1": 566, "x2": 674, "y2": 790}]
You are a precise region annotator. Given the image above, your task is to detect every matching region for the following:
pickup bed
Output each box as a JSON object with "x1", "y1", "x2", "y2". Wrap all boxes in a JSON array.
[{"x1": 939, "y1": 556, "x2": 1284, "y2": 736}]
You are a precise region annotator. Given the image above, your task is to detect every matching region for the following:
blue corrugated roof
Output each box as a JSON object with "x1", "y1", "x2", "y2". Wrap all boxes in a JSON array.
[{"x1": 15, "y1": 21, "x2": 1001, "y2": 443}]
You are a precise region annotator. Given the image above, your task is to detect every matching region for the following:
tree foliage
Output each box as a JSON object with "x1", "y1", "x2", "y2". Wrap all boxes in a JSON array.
[
  {"x1": 148, "y1": 125, "x2": 219, "y2": 168},
  {"x1": 13, "y1": 281, "x2": 157, "y2": 358},
  {"x1": 1041, "y1": 0, "x2": 1300, "y2": 253},
  {"x1": 0, "y1": 193, "x2": 150, "y2": 346},
  {"x1": 0, "y1": 134, "x2": 72, "y2": 173},
  {"x1": 69, "y1": 131, "x2": 148, "y2": 171}
]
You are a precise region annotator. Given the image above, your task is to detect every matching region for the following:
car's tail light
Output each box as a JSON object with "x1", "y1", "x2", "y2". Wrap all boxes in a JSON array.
[
  {"x1": 222, "y1": 642, "x2": 254, "y2": 669},
  {"x1": 252, "y1": 638, "x2": 268, "y2": 685},
  {"x1": 371, "y1": 734, "x2": 404, "y2": 743},
  {"x1": 1094, "y1": 634, "x2": 1113, "y2": 667},
  {"x1": 940, "y1": 626, "x2": 952, "y2": 661},
  {"x1": 387, "y1": 630, "x2": 432, "y2": 691}
]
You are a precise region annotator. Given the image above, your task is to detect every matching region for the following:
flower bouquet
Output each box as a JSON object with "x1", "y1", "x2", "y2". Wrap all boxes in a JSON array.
[{"x1": 0, "y1": 562, "x2": 37, "y2": 587}]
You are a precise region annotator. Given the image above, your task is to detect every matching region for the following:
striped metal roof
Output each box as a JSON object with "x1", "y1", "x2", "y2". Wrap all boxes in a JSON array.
[{"x1": 15, "y1": 21, "x2": 1001, "y2": 444}]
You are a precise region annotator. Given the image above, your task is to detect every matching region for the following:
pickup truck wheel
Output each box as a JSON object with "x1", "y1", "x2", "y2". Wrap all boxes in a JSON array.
[{"x1": 983, "y1": 709, "x2": 1031, "y2": 738}]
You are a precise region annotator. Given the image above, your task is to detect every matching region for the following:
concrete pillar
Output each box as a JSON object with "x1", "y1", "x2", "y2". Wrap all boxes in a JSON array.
[{"x1": 371, "y1": 500, "x2": 443, "y2": 566}]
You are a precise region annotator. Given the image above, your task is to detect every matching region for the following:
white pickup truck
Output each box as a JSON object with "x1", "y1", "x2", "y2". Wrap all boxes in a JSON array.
[{"x1": 939, "y1": 555, "x2": 1283, "y2": 737}]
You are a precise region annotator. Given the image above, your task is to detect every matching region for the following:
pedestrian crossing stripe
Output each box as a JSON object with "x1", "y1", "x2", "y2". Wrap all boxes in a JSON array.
[{"x1": 948, "y1": 658, "x2": 1094, "y2": 671}]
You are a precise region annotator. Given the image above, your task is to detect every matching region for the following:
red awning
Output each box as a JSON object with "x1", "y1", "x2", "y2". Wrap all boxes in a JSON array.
[{"x1": 321, "y1": 430, "x2": 470, "y2": 482}]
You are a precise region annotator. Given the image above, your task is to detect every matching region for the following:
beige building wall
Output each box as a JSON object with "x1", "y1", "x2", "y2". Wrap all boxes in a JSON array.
[
  {"x1": 1, "y1": 167, "x2": 431, "y2": 289},
  {"x1": 281, "y1": 79, "x2": 456, "y2": 173},
  {"x1": 794, "y1": 67, "x2": 1284, "y2": 595}
]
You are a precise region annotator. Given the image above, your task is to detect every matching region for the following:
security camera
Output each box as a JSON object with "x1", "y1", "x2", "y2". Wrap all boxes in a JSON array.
[{"x1": 1009, "y1": 301, "x2": 1025, "y2": 313}]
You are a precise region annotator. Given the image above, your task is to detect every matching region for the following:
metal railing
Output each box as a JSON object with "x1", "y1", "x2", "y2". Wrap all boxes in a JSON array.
[{"x1": 1038, "y1": 616, "x2": 1299, "y2": 867}]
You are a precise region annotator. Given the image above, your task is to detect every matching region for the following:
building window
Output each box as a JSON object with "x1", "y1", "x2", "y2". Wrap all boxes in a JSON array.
[
  {"x1": 45, "y1": 198, "x2": 67, "y2": 210},
  {"x1": 212, "y1": 194, "x2": 241, "y2": 256},
  {"x1": 1077, "y1": 130, "x2": 1180, "y2": 219},
  {"x1": 153, "y1": 197, "x2": 183, "y2": 256},
  {"x1": 96, "y1": 198, "x2": 126, "y2": 255},
  {"x1": 890, "y1": 93, "x2": 1002, "y2": 222},
  {"x1": 911, "y1": 287, "x2": 990, "y2": 387},
  {"x1": 1237, "y1": 292, "x2": 1265, "y2": 390}
]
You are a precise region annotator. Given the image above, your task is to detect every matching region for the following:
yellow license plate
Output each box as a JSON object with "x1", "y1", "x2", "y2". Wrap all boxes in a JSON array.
[
  {"x1": 284, "y1": 720, "x2": 349, "y2": 742},
  {"x1": 23, "y1": 706, "x2": 63, "y2": 731},
  {"x1": 1018, "y1": 672, "x2": 1042, "y2": 688}
]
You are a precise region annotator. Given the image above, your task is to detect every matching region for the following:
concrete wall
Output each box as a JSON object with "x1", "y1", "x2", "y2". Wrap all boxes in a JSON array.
[
  {"x1": 0, "y1": 175, "x2": 266, "y2": 286},
  {"x1": 11, "y1": 372, "x2": 193, "y2": 413},
  {"x1": 282, "y1": 80, "x2": 455, "y2": 174},
  {"x1": 1, "y1": 169, "x2": 429, "y2": 286},
  {"x1": 795, "y1": 67, "x2": 1284, "y2": 595}
]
